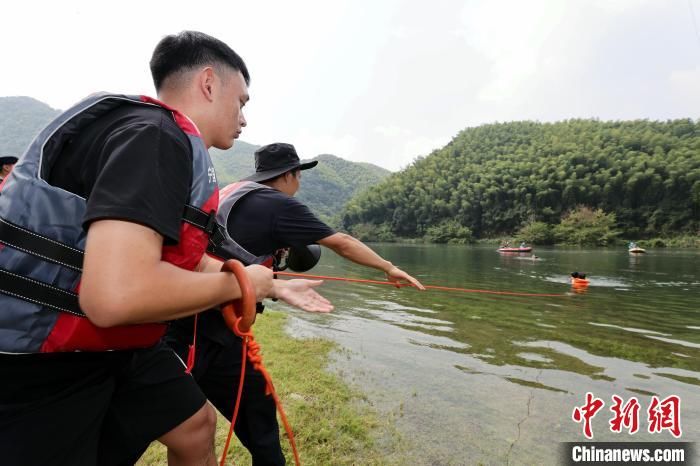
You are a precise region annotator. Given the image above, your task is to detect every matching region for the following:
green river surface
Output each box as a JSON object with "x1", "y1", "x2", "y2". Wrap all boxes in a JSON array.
[{"x1": 278, "y1": 244, "x2": 699, "y2": 465}]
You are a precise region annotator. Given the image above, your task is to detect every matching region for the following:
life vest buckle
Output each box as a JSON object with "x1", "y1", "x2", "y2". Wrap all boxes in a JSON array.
[{"x1": 204, "y1": 210, "x2": 219, "y2": 235}]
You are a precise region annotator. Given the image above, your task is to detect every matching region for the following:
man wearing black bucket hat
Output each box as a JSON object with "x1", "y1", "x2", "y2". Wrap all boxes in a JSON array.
[
  {"x1": 0, "y1": 155, "x2": 18, "y2": 182},
  {"x1": 166, "y1": 142, "x2": 424, "y2": 465}
]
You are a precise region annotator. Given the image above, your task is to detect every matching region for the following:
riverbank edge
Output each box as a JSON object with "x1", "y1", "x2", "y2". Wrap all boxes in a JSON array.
[
  {"x1": 357, "y1": 235, "x2": 700, "y2": 248},
  {"x1": 136, "y1": 310, "x2": 404, "y2": 465}
]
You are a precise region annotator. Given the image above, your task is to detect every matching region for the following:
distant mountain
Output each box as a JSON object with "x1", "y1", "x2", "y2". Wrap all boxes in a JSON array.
[
  {"x1": 209, "y1": 143, "x2": 259, "y2": 185},
  {"x1": 211, "y1": 146, "x2": 391, "y2": 225},
  {"x1": 0, "y1": 97, "x2": 390, "y2": 227},
  {"x1": 0, "y1": 97, "x2": 60, "y2": 156},
  {"x1": 298, "y1": 154, "x2": 391, "y2": 224}
]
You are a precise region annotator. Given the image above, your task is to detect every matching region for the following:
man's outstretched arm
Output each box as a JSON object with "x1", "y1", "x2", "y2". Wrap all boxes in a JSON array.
[
  {"x1": 80, "y1": 220, "x2": 331, "y2": 327},
  {"x1": 318, "y1": 232, "x2": 425, "y2": 289}
]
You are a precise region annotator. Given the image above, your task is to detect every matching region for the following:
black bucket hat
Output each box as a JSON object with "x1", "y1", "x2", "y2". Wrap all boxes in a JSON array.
[
  {"x1": 242, "y1": 143, "x2": 317, "y2": 183},
  {"x1": 0, "y1": 156, "x2": 18, "y2": 165}
]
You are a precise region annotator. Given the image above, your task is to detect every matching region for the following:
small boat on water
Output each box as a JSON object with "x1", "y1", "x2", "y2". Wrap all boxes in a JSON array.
[
  {"x1": 627, "y1": 242, "x2": 646, "y2": 254},
  {"x1": 498, "y1": 247, "x2": 532, "y2": 253}
]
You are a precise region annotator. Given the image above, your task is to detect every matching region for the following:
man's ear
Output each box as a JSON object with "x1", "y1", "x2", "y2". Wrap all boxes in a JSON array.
[{"x1": 198, "y1": 67, "x2": 216, "y2": 102}]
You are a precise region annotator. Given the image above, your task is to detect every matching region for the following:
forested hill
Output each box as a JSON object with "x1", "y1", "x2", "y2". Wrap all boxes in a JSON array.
[
  {"x1": 298, "y1": 154, "x2": 391, "y2": 222},
  {"x1": 209, "y1": 142, "x2": 259, "y2": 185},
  {"x1": 0, "y1": 96, "x2": 389, "y2": 226},
  {"x1": 0, "y1": 97, "x2": 60, "y2": 155},
  {"x1": 342, "y1": 119, "x2": 700, "y2": 241}
]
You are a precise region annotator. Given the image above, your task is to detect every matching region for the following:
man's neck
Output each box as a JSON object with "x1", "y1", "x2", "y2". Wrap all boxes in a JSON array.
[
  {"x1": 156, "y1": 91, "x2": 209, "y2": 147},
  {"x1": 263, "y1": 180, "x2": 283, "y2": 192}
]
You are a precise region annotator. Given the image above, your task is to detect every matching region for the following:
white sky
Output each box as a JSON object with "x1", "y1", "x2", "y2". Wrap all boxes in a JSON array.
[{"x1": 2, "y1": 0, "x2": 699, "y2": 170}]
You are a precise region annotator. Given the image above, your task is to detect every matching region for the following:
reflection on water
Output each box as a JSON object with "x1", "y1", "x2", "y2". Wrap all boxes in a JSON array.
[{"x1": 276, "y1": 245, "x2": 699, "y2": 464}]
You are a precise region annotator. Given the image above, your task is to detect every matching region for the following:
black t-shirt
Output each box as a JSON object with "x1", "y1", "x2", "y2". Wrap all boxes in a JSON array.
[
  {"x1": 0, "y1": 103, "x2": 206, "y2": 455},
  {"x1": 48, "y1": 103, "x2": 192, "y2": 243},
  {"x1": 171, "y1": 187, "x2": 336, "y2": 346},
  {"x1": 4, "y1": 102, "x2": 193, "y2": 367},
  {"x1": 226, "y1": 188, "x2": 335, "y2": 255}
]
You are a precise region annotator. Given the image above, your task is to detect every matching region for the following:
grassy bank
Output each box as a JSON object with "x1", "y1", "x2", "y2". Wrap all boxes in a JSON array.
[{"x1": 136, "y1": 310, "x2": 403, "y2": 465}]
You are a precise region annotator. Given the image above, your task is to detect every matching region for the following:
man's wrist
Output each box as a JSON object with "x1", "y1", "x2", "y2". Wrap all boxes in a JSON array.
[
  {"x1": 269, "y1": 279, "x2": 281, "y2": 300},
  {"x1": 382, "y1": 261, "x2": 394, "y2": 274}
]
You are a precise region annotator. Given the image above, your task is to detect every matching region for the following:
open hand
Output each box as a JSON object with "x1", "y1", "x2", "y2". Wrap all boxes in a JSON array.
[
  {"x1": 272, "y1": 279, "x2": 334, "y2": 313},
  {"x1": 386, "y1": 266, "x2": 425, "y2": 290}
]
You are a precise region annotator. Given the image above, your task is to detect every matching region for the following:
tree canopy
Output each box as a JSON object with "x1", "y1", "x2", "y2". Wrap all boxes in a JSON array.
[{"x1": 342, "y1": 119, "x2": 700, "y2": 241}]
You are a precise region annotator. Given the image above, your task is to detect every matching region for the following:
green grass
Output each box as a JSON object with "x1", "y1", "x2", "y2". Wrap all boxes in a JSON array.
[{"x1": 136, "y1": 310, "x2": 404, "y2": 465}]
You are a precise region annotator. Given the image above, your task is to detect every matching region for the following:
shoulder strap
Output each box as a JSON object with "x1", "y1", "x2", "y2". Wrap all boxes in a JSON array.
[{"x1": 206, "y1": 181, "x2": 273, "y2": 265}]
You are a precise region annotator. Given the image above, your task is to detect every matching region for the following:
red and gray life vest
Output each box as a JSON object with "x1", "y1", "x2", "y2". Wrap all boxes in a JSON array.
[
  {"x1": 207, "y1": 181, "x2": 276, "y2": 268},
  {"x1": 0, "y1": 93, "x2": 219, "y2": 354}
]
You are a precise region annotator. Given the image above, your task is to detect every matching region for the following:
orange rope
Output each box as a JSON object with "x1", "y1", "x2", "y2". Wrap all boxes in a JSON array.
[
  {"x1": 184, "y1": 313, "x2": 198, "y2": 374},
  {"x1": 218, "y1": 262, "x2": 564, "y2": 464},
  {"x1": 219, "y1": 333, "x2": 248, "y2": 466},
  {"x1": 242, "y1": 332, "x2": 301, "y2": 466},
  {"x1": 219, "y1": 316, "x2": 301, "y2": 466},
  {"x1": 275, "y1": 271, "x2": 566, "y2": 298}
]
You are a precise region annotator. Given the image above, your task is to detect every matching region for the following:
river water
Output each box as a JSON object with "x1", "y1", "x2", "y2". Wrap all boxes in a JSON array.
[{"x1": 279, "y1": 244, "x2": 699, "y2": 465}]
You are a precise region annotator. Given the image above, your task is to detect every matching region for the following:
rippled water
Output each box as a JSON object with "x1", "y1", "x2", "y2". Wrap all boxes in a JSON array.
[{"x1": 276, "y1": 244, "x2": 699, "y2": 465}]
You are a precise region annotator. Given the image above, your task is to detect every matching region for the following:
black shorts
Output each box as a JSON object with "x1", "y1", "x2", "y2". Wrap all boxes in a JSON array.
[{"x1": 0, "y1": 342, "x2": 207, "y2": 466}]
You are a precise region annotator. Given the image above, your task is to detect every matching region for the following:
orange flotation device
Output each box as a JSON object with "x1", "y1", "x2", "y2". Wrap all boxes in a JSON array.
[{"x1": 571, "y1": 277, "x2": 590, "y2": 287}]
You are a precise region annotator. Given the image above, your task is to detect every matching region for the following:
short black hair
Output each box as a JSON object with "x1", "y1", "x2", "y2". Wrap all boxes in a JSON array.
[{"x1": 150, "y1": 31, "x2": 250, "y2": 91}]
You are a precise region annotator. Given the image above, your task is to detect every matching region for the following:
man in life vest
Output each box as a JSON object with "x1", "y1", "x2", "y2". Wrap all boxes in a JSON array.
[
  {"x1": 0, "y1": 155, "x2": 17, "y2": 183},
  {"x1": 165, "y1": 142, "x2": 424, "y2": 465},
  {"x1": 0, "y1": 32, "x2": 331, "y2": 466}
]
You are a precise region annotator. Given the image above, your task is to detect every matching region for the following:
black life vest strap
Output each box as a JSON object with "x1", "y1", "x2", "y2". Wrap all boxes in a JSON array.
[
  {"x1": 182, "y1": 204, "x2": 218, "y2": 233},
  {"x1": 0, "y1": 207, "x2": 219, "y2": 317},
  {"x1": 0, "y1": 206, "x2": 219, "y2": 268},
  {"x1": 0, "y1": 267, "x2": 84, "y2": 316},
  {"x1": 207, "y1": 226, "x2": 227, "y2": 250},
  {"x1": 182, "y1": 204, "x2": 229, "y2": 255},
  {"x1": 0, "y1": 218, "x2": 84, "y2": 271},
  {"x1": 182, "y1": 204, "x2": 225, "y2": 248}
]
